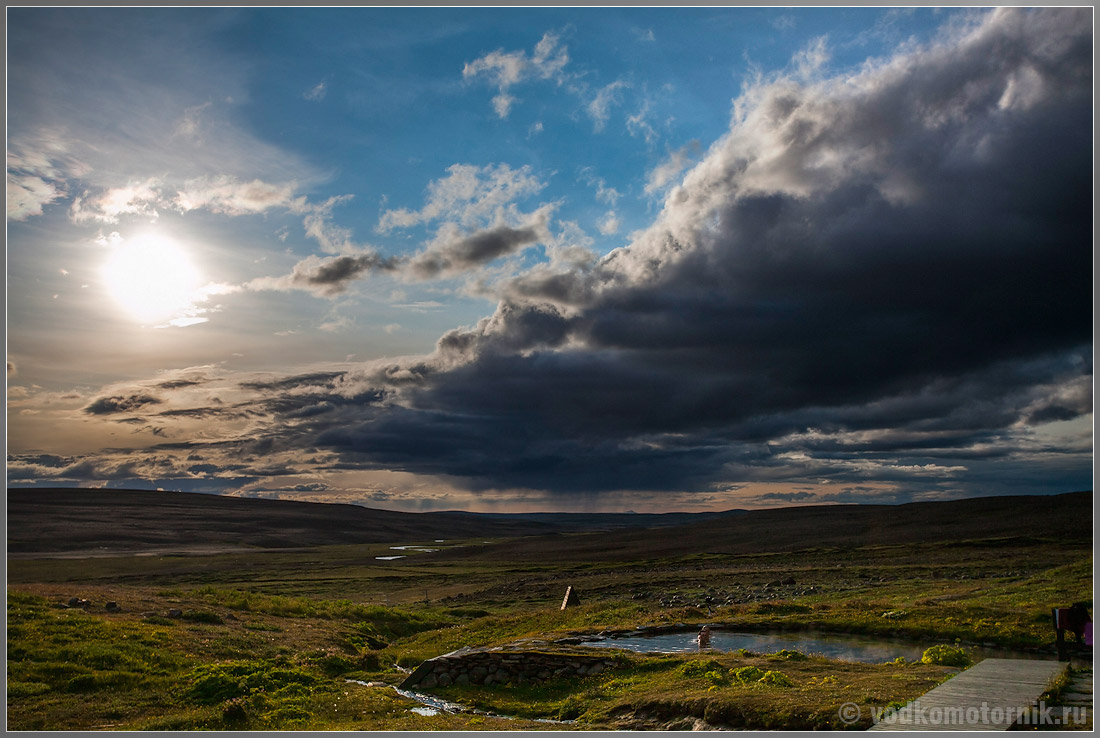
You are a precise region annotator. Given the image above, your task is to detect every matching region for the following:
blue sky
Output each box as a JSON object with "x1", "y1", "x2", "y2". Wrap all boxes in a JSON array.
[{"x1": 6, "y1": 7, "x2": 1093, "y2": 512}]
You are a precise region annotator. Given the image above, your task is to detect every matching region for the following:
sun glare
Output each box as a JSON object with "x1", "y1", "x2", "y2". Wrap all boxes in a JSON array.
[{"x1": 101, "y1": 233, "x2": 204, "y2": 324}]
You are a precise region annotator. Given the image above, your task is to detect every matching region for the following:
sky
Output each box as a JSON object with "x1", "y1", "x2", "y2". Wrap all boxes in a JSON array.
[{"x1": 5, "y1": 7, "x2": 1094, "y2": 513}]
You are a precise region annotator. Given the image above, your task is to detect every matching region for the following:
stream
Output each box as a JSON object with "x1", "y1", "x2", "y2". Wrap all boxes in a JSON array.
[{"x1": 345, "y1": 679, "x2": 573, "y2": 724}]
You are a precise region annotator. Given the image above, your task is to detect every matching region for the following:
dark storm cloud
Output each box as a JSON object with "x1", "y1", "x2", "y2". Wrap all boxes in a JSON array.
[
  {"x1": 84, "y1": 393, "x2": 163, "y2": 415},
  {"x1": 407, "y1": 223, "x2": 544, "y2": 279},
  {"x1": 239, "y1": 371, "x2": 344, "y2": 391},
  {"x1": 301, "y1": 9, "x2": 1092, "y2": 494},
  {"x1": 247, "y1": 251, "x2": 398, "y2": 297},
  {"x1": 157, "y1": 379, "x2": 204, "y2": 389},
  {"x1": 55, "y1": 9, "x2": 1094, "y2": 501}
]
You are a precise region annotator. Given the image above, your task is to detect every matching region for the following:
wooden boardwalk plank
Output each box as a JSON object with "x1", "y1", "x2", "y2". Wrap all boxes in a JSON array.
[{"x1": 868, "y1": 658, "x2": 1066, "y2": 731}]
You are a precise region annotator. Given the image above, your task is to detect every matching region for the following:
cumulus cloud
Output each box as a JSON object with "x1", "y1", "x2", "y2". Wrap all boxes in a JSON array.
[
  {"x1": 247, "y1": 250, "x2": 399, "y2": 297},
  {"x1": 462, "y1": 30, "x2": 570, "y2": 118},
  {"x1": 38, "y1": 9, "x2": 1094, "y2": 503},
  {"x1": 378, "y1": 163, "x2": 546, "y2": 233},
  {"x1": 70, "y1": 178, "x2": 162, "y2": 224},
  {"x1": 597, "y1": 211, "x2": 621, "y2": 236},
  {"x1": 644, "y1": 140, "x2": 701, "y2": 194},
  {"x1": 406, "y1": 204, "x2": 554, "y2": 280},
  {"x1": 173, "y1": 175, "x2": 304, "y2": 215},
  {"x1": 84, "y1": 393, "x2": 163, "y2": 415}
]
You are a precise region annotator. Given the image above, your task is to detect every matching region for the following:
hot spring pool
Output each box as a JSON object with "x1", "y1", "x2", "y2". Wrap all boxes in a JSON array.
[{"x1": 578, "y1": 629, "x2": 1052, "y2": 664}]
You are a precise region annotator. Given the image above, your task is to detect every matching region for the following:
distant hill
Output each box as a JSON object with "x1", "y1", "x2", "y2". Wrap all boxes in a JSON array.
[
  {"x1": 6, "y1": 487, "x2": 1090, "y2": 559},
  {"x1": 5, "y1": 487, "x2": 736, "y2": 555},
  {"x1": 433, "y1": 509, "x2": 746, "y2": 532},
  {"x1": 432, "y1": 491, "x2": 1093, "y2": 563}
]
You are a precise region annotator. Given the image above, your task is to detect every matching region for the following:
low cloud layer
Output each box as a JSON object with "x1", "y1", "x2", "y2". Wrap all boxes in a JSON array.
[{"x1": 12, "y1": 9, "x2": 1093, "y2": 506}]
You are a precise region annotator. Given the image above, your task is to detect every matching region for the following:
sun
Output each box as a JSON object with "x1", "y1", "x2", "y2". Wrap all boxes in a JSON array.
[{"x1": 101, "y1": 233, "x2": 204, "y2": 324}]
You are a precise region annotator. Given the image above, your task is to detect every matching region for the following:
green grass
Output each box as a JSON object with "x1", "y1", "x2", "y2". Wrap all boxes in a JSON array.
[
  {"x1": 430, "y1": 650, "x2": 953, "y2": 729},
  {"x1": 7, "y1": 534, "x2": 1092, "y2": 730}
]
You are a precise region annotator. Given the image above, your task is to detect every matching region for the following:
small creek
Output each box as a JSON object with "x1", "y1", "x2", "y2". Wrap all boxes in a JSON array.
[
  {"x1": 345, "y1": 680, "x2": 573, "y2": 724},
  {"x1": 578, "y1": 628, "x2": 1056, "y2": 664}
]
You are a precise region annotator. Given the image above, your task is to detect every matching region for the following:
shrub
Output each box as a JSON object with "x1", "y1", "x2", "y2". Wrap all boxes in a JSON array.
[
  {"x1": 185, "y1": 660, "x2": 316, "y2": 705},
  {"x1": 677, "y1": 660, "x2": 727, "y2": 678},
  {"x1": 732, "y1": 666, "x2": 765, "y2": 683},
  {"x1": 758, "y1": 670, "x2": 794, "y2": 687},
  {"x1": 920, "y1": 645, "x2": 973, "y2": 668}
]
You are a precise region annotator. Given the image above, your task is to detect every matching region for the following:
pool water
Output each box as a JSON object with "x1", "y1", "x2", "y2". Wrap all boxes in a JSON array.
[{"x1": 580, "y1": 629, "x2": 1053, "y2": 664}]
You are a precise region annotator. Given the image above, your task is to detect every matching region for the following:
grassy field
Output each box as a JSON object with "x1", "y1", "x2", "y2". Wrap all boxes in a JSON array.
[{"x1": 8, "y1": 526, "x2": 1092, "y2": 730}]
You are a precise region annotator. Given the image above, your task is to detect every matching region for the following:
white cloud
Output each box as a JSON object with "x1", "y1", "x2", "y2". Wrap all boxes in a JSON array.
[
  {"x1": 626, "y1": 98, "x2": 658, "y2": 145},
  {"x1": 378, "y1": 163, "x2": 546, "y2": 233},
  {"x1": 579, "y1": 167, "x2": 620, "y2": 206},
  {"x1": 304, "y1": 80, "x2": 327, "y2": 101},
  {"x1": 7, "y1": 174, "x2": 64, "y2": 221},
  {"x1": 463, "y1": 31, "x2": 570, "y2": 118},
  {"x1": 174, "y1": 175, "x2": 304, "y2": 216},
  {"x1": 597, "y1": 211, "x2": 621, "y2": 236},
  {"x1": 6, "y1": 135, "x2": 87, "y2": 221},
  {"x1": 645, "y1": 140, "x2": 702, "y2": 195},
  {"x1": 587, "y1": 80, "x2": 630, "y2": 132},
  {"x1": 69, "y1": 178, "x2": 162, "y2": 224}
]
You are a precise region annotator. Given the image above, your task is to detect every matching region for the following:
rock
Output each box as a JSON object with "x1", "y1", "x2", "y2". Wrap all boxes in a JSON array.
[
  {"x1": 166, "y1": 609, "x2": 183, "y2": 619},
  {"x1": 782, "y1": 577, "x2": 796, "y2": 586},
  {"x1": 470, "y1": 666, "x2": 488, "y2": 681},
  {"x1": 587, "y1": 662, "x2": 605, "y2": 676},
  {"x1": 224, "y1": 612, "x2": 238, "y2": 621},
  {"x1": 420, "y1": 675, "x2": 437, "y2": 689},
  {"x1": 437, "y1": 673, "x2": 452, "y2": 687},
  {"x1": 454, "y1": 673, "x2": 469, "y2": 685},
  {"x1": 105, "y1": 601, "x2": 121, "y2": 612}
]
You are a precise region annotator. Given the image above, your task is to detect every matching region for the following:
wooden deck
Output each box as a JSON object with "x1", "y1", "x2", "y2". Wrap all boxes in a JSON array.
[{"x1": 869, "y1": 657, "x2": 1067, "y2": 731}]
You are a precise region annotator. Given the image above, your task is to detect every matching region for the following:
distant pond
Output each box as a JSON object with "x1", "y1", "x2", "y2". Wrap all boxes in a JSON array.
[{"x1": 578, "y1": 628, "x2": 1054, "y2": 664}]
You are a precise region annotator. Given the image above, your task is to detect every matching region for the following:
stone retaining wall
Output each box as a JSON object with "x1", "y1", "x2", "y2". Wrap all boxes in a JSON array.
[{"x1": 399, "y1": 646, "x2": 618, "y2": 690}]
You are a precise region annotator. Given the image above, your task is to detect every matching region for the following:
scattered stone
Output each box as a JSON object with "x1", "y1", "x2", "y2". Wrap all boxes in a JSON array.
[
  {"x1": 105, "y1": 601, "x2": 121, "y2": 613},
  {"x1": 68, "y1": 597, "x2": 91, "y2": 609},
  {"x1": 166, "y1": 609, "x2": 183, "y2": 619}
]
